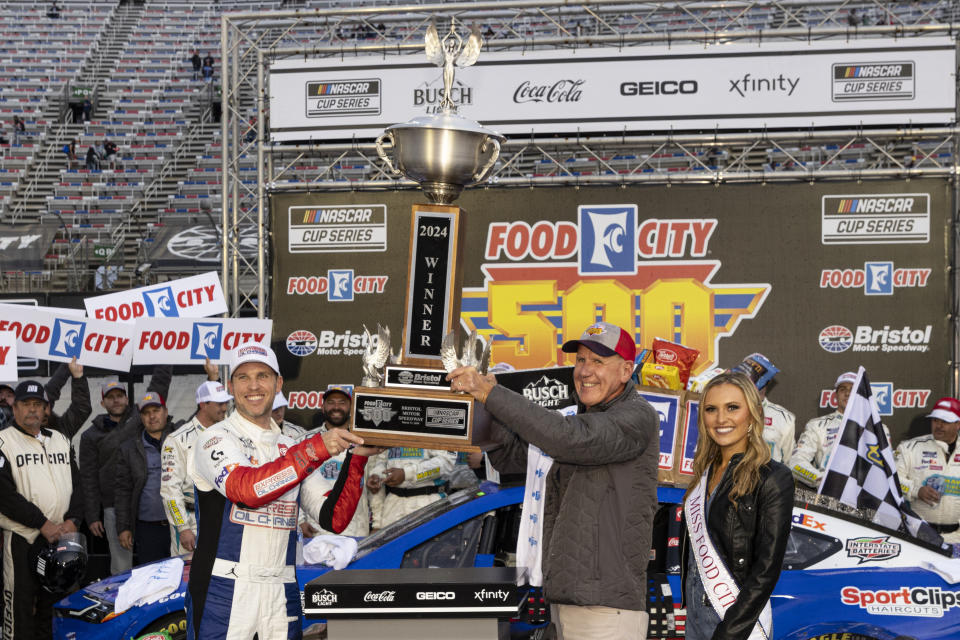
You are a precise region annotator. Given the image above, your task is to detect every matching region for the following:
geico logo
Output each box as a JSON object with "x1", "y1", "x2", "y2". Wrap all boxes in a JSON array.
[
  {"x1": 138, "y1": 330, "x2": 266, "y2": 351},
  {"x1": 286, "y1": 275, "x2": 388, "y2": 295},
  {"x1": 819, "y1": 388, "x2": 929, "y2": 409},
  {"x1": 819, "y1": 268, "x2": 930, "y2": 288},
  {"x1": 416, "y1": 592, "x2": 456, "y2": 600},
  {"x1": 93, "y1": 286, "x2": 216, "y2": 321},
  {"x1": 84, "y1": 333, "x2": 130, "y2": 355},
  {"x1": 485, "y1": 219, "x2": 716, "y2": 261},
  {"x1": 0, "y1": 321, "x2": 51, "y2": 344},
  {"x1": 620, "y1": 80, "x2": 698, "y2": 95},
  {"x1": 287, "y1": 391, "x2": 325, "y2": 410}
]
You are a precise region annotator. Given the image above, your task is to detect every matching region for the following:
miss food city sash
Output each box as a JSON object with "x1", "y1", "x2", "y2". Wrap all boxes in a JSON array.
[{"x1": 684, "y1": 471, "x2": 772, "y2": 640}]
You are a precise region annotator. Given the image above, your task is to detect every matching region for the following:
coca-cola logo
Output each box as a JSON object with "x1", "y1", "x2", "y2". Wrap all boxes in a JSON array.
[
  {"x1": 513, "y1": 79, "x2": 584, "y2": 104},
  {"x1": 364, "y1": 590, "x2": 396, "y2": 602}
]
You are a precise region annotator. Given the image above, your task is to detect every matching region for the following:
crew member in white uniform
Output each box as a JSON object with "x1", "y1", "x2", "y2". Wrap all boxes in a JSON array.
[
  {"x1": 895, "y1": 396, "x2": 960, "y2": 536},
  {"x1": 161, "y1": 380, "x2": 232, "y2": 556},
  {"x1": 790, "y1": 372, "x2": 856, "y2": 488},
  {"x1": 732, "y1": 353, "x2": 796, "y2": 462},
  {"x1": 367, "y1": 447, "x2": 457, "y2": 528}
]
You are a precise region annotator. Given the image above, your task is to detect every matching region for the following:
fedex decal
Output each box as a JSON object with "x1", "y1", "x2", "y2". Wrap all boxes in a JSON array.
[
  {"x1": 820, "y1": 383, "x2": 929, "y2": 416},
  {"x1": 85, "y1": 272, "x2": 227, "y2": 322},
  {"x1": 132, "y1": 317, "x2": 272, "y2": 365},
  {"x1": 820, "y1": 263, "x2": 930, "y2": 295},
  {"x1": 464, "y1": 213, "x2": 767, "y2": 374},
  {"x1": 0, "y1": 304, "x2": 134, "y2": 371}
]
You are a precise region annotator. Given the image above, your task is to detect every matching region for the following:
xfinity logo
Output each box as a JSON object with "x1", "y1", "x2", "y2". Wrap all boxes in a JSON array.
[
  {"x1": 513, "y1": 79, "x2": 583, "y2": 104},
  {"x1": 474, "y1": 588, "x2": 510, "y2": 602},
  {"x1": 578, "y1": 205, "x2": 637, "y2": 275},
  {"x1": 620, "y1": 80, "x2": 697, "y2": 96},
  {"x1": 416, "y1": 591, "x2": 456, "y2": 600},
  {"x1": 729, "y1": 73, "x2": 799, "y2": 97}
]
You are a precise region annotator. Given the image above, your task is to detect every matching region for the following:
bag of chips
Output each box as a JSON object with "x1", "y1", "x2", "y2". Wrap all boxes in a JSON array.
[
  {"x1": 731, "y1": 353, "x2": 779, "y2": 390},
  {"x1": 630, "y1": 349, "x2": 654, "y2": 385},
  {"x1": 652, "y1": 338, "x2": 700, "y2": 387},
  {"x1": 641, "y1": 362, "x2": 681, "y2": 390}
]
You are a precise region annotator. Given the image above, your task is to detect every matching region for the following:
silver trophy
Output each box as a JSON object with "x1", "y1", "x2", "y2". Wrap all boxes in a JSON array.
[
  {"x1": 376, "y1": 19, "x2": 505, "y2": 205},
  {"x1": 440, "y1": 329, "x2": 491, "y2": 375},
  {"x1": 360, "y1": 324, "x2": 400, "y2": 387}
]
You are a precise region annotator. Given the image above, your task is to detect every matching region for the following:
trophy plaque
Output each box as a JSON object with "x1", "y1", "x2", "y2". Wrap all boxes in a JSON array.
[{"x1": 350, "y1": 20, "x2": 503, "y2": 452}]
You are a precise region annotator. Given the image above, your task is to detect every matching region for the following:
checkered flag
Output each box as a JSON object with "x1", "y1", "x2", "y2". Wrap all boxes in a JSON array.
[{"x1": 818, "y1": 367, "x2": 943, "y2": 546}]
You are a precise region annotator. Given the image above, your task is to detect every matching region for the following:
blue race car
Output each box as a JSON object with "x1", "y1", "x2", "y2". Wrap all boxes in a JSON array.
[{"x1": 54, "y1": 482, "x2": 960, "y2": 639}]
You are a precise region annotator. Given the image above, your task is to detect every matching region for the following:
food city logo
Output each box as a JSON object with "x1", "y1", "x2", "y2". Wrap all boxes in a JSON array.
[
  {"x1": 414, "y1": 76, "x2": 473, "y2": 113},
  {"x1": 92, "y1": 283, "x2": 219, "y2": 322},
  {"x1": 513, "y1": 79, "x2": 584, "y2": 103},
  {"x1": 820, "y1": 263, "x2": 930, "y2": 295},
  {"x1": 287, "y1": 388, "x2": 357, "y2": 410},
  {"x1": 821, "y1": 194, "x2": 930, "y2": 245},
  {"x1": 459, "y1": 210, "x2": 768, "y2": 373},
  {"x1": 305, "y1": 78, "x2": 381, "y2": 117},
  {"x1": 358, "y1": 399, "x2": 398, "y2": 427},
  {"x1": 832, "y1": 61, "x2": 915, "y2": 102},
  {"x1": 312, "y1": 588, "x2": 338, "y2": 607},
  {"x1": 287, "y1": 205, "x2": 387, "y2": 254},
  {"x1": 820, "y1": 383, "x2": 929, "y2": 416},
  {"x1": 286, "y1": 271, "x2": 388, "y2": 302},
  {"x1": 818, "y1": 324, "x2": 932, "y2": 354},
  {"x1": 841, "y1": 586, "x2": 958, "y2": 618},
  {"x1": 522, "y1": 376, "x2": 570, "y2": 409},
  {"x1": 137, "y1": 325, "x2": 266, "y2": 361},
  {"x1": 844, "y1": 536, "x2": 901, "y2": 564},
  {"x1": 0, "y1": 317, "x2": 129, "y2": 359}
]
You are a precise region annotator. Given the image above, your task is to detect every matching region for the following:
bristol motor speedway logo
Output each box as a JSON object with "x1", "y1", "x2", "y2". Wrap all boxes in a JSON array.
[
  {"x1": 50, "y1": 318, "x2": 86, "y2": 358},
  {"x1": 819, "y1": 324, "x2": 931, "y2": 354},
  {"x1": 462, "y1": 214, "x2": 765, "y2": 374},
  {"x1": 286, "y1": 330, "x2": 318, "y2": 357},
  {"x1": 819, "y1": 383, "x2": 929, "y2": 416},
  {"x1": 820, "y1": 263, "x2": 930, "y2": 295}
]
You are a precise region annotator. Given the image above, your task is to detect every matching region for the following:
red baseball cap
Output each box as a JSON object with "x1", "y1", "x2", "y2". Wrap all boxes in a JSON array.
[
  {"x1": 561, "y1": 322, "x2": 636, "y2": 362},
  {"x1": 927, "y1": 396, "x2": 960, "y2": 423}
]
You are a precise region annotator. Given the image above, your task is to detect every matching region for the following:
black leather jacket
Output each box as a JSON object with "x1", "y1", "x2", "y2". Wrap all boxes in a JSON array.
[{"x1": 681, "y1": 455, "x2": 795, "y2": 640}]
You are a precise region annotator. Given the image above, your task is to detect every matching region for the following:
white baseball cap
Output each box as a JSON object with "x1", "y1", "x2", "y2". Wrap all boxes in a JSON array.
[
  {"x1": 272, "y1": 391, "x2": 287, "y2": 410},
  {"x1": 196, "y1": 381, "x2": 232, "y2": 404},
  {"x1": 835, "y1": 371, "x2": 858, "y2": 388},
  {"x1": 230, "y1": 343, "x2": 280, "y2": 377}
]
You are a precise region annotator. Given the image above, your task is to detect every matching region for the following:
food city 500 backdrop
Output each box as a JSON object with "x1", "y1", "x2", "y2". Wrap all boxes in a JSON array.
[{"x1": 270, "y1": 180, "x2": 951, "y2": 448}]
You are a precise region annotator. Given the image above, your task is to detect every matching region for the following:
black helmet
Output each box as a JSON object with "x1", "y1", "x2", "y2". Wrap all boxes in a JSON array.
[{"x1": 31, "y1": 532, "x2": 87, "y2": 595}]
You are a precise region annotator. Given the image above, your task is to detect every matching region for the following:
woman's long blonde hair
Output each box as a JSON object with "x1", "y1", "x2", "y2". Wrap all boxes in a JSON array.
[{"x1": 684, "y1": 370, "x2": 771, "y2": 505}]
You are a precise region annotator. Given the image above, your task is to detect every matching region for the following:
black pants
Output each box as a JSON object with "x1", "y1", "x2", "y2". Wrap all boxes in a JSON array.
[
  {"x1": 2, "y1": 531, "x2": 56, "y2": 640},
  {"x1": 135, "y1": 521, "x2": 171, "y2": 566}
]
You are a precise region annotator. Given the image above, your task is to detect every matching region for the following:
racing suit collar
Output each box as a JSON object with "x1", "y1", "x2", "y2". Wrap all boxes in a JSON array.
[{"x1": 226, "y1": 409, "x2": 282, "y2": 445}]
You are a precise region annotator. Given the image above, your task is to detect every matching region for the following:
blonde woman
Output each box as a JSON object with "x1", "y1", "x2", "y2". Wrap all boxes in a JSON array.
[{"x1": 681, "y1": 371, "x2": 794, "y2": 640}]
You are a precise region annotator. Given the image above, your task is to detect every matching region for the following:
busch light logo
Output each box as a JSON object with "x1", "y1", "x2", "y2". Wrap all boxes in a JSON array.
[
  {"x1": 142, "y1": 286, "x2": 179, "y2": 317},
  {"x1": 578, "y1": 205, "x2": 636, "y2": 275},
  {"x1": 50, "y1": 318, "x2": 86, "y2": 358},
  {"x1": 871, "y1": 382, "x2": 894, "y2": 416},
  {"x1": 328, "y1": 269, "x2": 354, "y2": 302},
  {"x1": 864, "y1": 261, "x2": 894, "y2": 295},
  {"x1": 191, "y1": 323, "x2": 223, "y2": 360}
]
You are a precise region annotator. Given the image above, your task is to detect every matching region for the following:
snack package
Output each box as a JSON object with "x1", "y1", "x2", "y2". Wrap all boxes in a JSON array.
[
  {"x1": 630, "y1": 348, "x2": 654, "y2": 385},
  {"x1": 652, "y1": 338, "x2": 700, "y2": 387},
  {"x1": 687, "y1": 367, "x2": 725, "y2": 392},
  {"x1": 731, "y1": 352, "x2": 779, "y2": 390},
  {"x1": 641, "y1": 362, "x2": 681, "y2": 390}
]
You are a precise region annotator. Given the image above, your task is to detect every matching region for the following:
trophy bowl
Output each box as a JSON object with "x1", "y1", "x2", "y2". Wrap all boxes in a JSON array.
[{"x1": 376, "y1": 112, "x2": 505, "y2": 204}]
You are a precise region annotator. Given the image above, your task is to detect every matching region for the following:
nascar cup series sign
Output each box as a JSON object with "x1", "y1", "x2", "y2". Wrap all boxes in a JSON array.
[{"x1": 270, "y1": 179, "x2": 949, "y2": 446}]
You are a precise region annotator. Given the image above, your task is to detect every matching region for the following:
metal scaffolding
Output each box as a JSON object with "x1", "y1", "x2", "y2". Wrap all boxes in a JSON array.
[{"x1": 219, "y1": 0, "x2": 960, "y2": 336}]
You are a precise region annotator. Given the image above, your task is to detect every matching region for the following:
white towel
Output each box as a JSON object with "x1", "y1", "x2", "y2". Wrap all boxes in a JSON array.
[
  {"x1": 114, "y1": 557, "x2": 185, "y2": 613},
  {"x1": 921, "y1": 557, "x2": 960, "y2": 584},
  {"x1": 303, "y1": 534, "x2": 358, "y2": 570}
]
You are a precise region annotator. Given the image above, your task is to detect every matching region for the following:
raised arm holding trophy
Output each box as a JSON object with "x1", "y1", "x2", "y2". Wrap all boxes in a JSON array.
[{"x1": 349, "y1": 19, "x2": 503, "y2": 452}]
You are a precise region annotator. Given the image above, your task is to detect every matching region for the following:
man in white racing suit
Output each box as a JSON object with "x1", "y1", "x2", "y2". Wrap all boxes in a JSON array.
[
  {"x1": 271, "y1": 391, "x2": 307, "y2": 439},
  {"x1": 733, "y1": 353, "x2": 796, "y2": 462},
  {"x1": 186, "y1": 344, "x2": 381, "y2": 639},
  {"x1": 300, "y1": 385, "x2": 371, "y2": 538},
  {"x1": 161, "y1": 380, "x2": 232, "y2": 556},
  {"x1": 790, "y1": 371, "x2": 856, "y2": 488},
  {"x1": 895, "y1": 396, "x2": 960, "y2": 536},
  {"x1": 367, "y1": 447, "x2": 457, "y2": 528}
]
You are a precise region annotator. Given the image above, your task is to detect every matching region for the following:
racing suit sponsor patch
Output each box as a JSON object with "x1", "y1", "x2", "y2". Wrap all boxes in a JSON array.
[
  {"x1": 252, "y1": 466, "x2": 297, "y2": 497},
  {"x1": 229, "y1": 500, "x2": 298, "y2": 530}
]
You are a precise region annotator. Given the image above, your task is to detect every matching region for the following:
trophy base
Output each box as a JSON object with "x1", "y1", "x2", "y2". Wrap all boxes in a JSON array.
[{"x1": 350, "y1": 386, "x2": 492, "y2": 452}]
